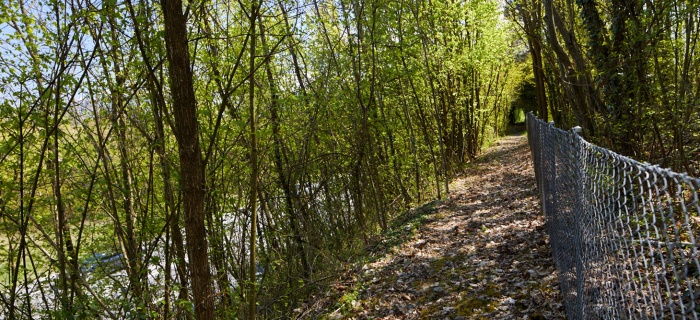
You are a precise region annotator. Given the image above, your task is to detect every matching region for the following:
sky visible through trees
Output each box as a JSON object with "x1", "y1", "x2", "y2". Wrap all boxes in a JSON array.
[{"x1": 0, "y1": 0, "x2": 698, "y2": 318}]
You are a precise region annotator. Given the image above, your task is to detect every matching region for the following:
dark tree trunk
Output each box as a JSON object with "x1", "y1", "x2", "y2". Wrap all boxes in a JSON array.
[
  {"x1": 519, "y1": 0, "x2": 548, "y2": 121},
  {"x1": 160, "y1": 0, "x2": 215, "y2": 318}
]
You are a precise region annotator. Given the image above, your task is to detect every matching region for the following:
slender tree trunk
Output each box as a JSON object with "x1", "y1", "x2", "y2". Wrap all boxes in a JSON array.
[
  {"x1": 397, "y1": 1, "x2": 422, "y2": 202},
  {"x1": 248, "y1": 1, "x2": 260, "y2": 318},
  {"x1": 412, "y1": 3, "x2": 448, "y2": 197},
  {"x1": 160, "y1": 0, "x2": 215, "y2": 318},
  {"x1": 104, "y1": 11, "x2": 144, "y2": 300},
  {"x1": 120, "y1": 8, "x2": 190, "y2": 309},
  {"x1": 259, "y1": 16, "x2": 310, "y2": 281},
  {"x1": 50, "y1": 88, "x2": 75, "y2": 315},
  {"x1": 521, "y1": 0, "x2": 548, "y2": 121}
]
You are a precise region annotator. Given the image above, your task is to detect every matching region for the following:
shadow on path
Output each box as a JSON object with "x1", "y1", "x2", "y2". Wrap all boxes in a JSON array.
[{"x1": 299, "y1": 133, "x2": 565, "y2": 320}]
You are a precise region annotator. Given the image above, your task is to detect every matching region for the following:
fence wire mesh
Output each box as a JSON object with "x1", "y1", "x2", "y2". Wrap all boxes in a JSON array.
[{"x1": 527, "y1": 113, "x2": 700, "y2": 320}]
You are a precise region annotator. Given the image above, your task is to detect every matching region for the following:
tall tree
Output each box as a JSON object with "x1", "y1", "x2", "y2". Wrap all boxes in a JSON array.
[
  {"x1": 248, "y1": 0, "x2": 260, "y2": 318},
  {"x1": 160, "y1": 0, "x2": 215, "y2": 318}
]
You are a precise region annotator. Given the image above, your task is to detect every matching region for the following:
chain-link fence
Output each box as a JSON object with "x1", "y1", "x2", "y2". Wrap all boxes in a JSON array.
[{"x1": 527, "y1": 113, "x2": 700, "y2": 319}]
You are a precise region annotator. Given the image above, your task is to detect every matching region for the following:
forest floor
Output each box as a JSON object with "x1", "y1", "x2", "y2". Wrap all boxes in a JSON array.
[{"x1": 296, "y1": 125, "x2": 567, "y2": 319}]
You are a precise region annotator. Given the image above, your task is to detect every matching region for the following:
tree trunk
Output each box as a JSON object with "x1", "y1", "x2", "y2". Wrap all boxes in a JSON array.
[
  {"x1": 160, "y1": 0, "x2": 215, "y2": 318},
  {"x1": 517, "y1": 0, "x2": 548, "y2": 121},
  {"x1": 248, "y1": 1, "x2": 260, "y2": 318},
  {"x1": 259, "y1": 16, "x2": 310, "y2": 281}
]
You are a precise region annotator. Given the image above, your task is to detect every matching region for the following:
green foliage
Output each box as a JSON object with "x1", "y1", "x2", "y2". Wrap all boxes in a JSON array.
[
  {"x1": 0, "y1": 0, "x2": 527, "y2": 317},
  {"x1": 514, "y1": 0, "x2": 700, "y2": 171}
]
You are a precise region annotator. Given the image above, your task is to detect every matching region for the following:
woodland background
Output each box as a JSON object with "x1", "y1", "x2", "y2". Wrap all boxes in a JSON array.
[{"x1": 0, "y1": 0, "x2": 698, "y2": 318}]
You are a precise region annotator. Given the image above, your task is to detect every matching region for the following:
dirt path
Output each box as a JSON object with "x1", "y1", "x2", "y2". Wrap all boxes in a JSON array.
[{"x1": 299, "y1": 131, "x2": 566, "y2": 319}]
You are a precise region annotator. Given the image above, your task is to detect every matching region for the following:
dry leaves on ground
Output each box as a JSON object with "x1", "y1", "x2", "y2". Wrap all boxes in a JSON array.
[{"x1": 297, "y1": 131, "x2": 566, "y2": 320}]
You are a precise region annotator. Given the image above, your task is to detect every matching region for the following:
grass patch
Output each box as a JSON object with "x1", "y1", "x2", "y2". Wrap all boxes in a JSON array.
[
  {"x1": 366, "y1": 199, "x2": 442, "y2": 254},
  {"x1": 455, "y1": 292, "x2": 498, "y2": 316}
]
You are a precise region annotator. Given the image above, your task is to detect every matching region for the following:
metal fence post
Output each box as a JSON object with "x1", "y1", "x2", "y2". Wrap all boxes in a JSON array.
[
  {"x1": 571, "y1": 127, "x2": 586, "y2": 319},
  {"x1": 544, "y1": 121, "x2": 556, "y2": 224}
]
